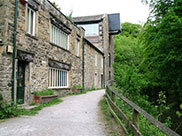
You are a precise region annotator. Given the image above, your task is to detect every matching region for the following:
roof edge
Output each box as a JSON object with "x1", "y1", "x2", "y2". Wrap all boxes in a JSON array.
[{"x1": 83, "y1": 38, "x2": 104, "y2": 55}]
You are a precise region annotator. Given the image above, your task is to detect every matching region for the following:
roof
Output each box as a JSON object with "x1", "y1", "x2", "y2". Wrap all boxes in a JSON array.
[
  {"x1": 73, "y1": 14, "x2": 105, "y2": 24},
  {"x1": 84, "y1": 38, "x2": 104, "y2": 55},
  {"x1": 108, "y1": 13, "x2": 121, "y2": 34}
]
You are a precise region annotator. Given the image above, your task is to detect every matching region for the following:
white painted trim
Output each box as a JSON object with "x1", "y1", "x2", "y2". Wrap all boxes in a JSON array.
[
  {"x1": 27, "y1": 7, "x2": 36, "y2": 36},
  {"x1": 48, "y1": 67, "x2": 68, "y2": 88}
]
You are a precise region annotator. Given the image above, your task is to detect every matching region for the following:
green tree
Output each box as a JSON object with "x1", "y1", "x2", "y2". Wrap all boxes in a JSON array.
[
  {"x1": 140, "y1": 1, "x2": 182, "y2": 134},
  {"x1": 140, "y1": 0, "x2": 182, "y2": 103},
  {"x1": 120, "y1": 22, "x2": 142, "y2": 38},
  {"x1": 51, "y1": 1, "x2": 61, "y2": 11}
]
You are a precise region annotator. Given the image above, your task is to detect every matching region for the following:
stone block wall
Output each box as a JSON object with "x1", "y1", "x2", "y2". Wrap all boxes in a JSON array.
[
  {"x1": 0, "y1": 0, "x2": 15, "y2": 101},
  {"x1": 0, "y1": 0, "x2": 85, "y2": 103},
  {"x1": 84, "y1": 40, "x2": 103, "y2": 89}
]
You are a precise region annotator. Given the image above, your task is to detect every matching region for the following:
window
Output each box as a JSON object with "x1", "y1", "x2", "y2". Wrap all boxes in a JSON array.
[
  {"x1": 101, "y1": 57, "x2": 103, "y2": 68},
  {"x1": 48, "y1": 68, "x2": 68, "y2": 88},
  {"x1": 76, "y1": 40, "x2": 79, "y2": 56},
  {"x1": 79, "y1": 24, "x2": 99, "y2": 36},
  {"x1": 50, "y1": 24, "x2": 69, "y2": 50},
  {"x1": 95, "y1": 53, "x2": 97, "y2": 66},
  {"x1": 94, "y1": 72, "x2": 98, "y2": 87},
  {"x1": 109, "y1": 71, "x2": 111, "y2": 80},
  {"x1": 109, "y1": 53, "x2": 111, "y2": 67},
  {"x1": 27, "y1": 7, "x2": 36, "y2": 36}
]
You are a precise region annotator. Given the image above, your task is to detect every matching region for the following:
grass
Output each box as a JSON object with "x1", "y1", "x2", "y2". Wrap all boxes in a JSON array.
[
  {"x1": 99, "y1": 96, "x2": 123, "y2": 136},
  {"x1": 18, "y1": 98, "x2": 62, "y2": 116}
]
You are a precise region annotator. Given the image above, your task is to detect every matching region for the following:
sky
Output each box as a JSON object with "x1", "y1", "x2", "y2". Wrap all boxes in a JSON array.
[{"x1": 50, "y1": 0, "x2": 150, "y2": 24}]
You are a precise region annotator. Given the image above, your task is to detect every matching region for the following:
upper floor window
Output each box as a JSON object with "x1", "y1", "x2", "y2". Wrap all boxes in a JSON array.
[
  {"x1": 79, "y1": 24, "x2": 99, "y2": 36},
  {"x1": 76, "y1": 40, "x2": 80, "y2": 57},
  {"x1": 95, "y1": 53, "x2": 97, "y2": 66},
  {"x1": 109, "y1": 53, "x2": 111, "y2": 67},
  {"x1": 27, "y1": 7, "x2": 36, "y2": 36},
  {"x1": 50, "y1": 24, "x2": 69, "y2": 50},
  {"x1": 101, "y1": 57, "x2": 103, "y2": 68}
]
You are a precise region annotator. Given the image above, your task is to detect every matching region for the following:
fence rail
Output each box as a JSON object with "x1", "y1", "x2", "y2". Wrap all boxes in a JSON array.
[{"x1": 106, "y1": 82, "x2": 180, "y2": 136}]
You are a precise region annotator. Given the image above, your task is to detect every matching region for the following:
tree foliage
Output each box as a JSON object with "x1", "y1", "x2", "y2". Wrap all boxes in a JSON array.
[
  {"x1": 114, "y1": 1, "x2": 182, "y2": 134},
  {"x1": 51, "y1": 1, "x2": 61, "y2": 11},
  {"x1": 140, "y1": 0, "x2": 182, "y2": 104},
  {"x1": 114, "y1": 23, "x2": 155, "y2": 114}
]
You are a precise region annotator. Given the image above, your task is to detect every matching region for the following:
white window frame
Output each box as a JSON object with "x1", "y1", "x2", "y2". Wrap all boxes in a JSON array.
[
  {"x1": 50, "y1": 24, "x2": 69, "y2": 50},
  {"x1": 27, "y1": 6, "x2": 36, "y2": 36},
  {"x1": 79, "y1": 24, "x2": 99, "y2": 36},
  {"x1": 95, "y1": 53, "x2": 97, "y2": 66},
  {"x1": 76, "y1": 40, "x2": 80, "y2": 56},
  {"x1": 48, "y1": 67, "x2": 68, "y2": 89},
  {"x1": 101, "y1": 57, "x2": 103, "y2": 68}
]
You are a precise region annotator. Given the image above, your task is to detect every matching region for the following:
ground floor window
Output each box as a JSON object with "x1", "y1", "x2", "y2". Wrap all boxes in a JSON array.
[{"x1": 48, "y1": 68, "x2": 68, "y2": 88}]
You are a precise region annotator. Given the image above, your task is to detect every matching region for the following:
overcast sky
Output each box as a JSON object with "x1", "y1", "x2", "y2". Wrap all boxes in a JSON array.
[{"x1": 50, "y1": 0, "x2": 150, "y2": 24}]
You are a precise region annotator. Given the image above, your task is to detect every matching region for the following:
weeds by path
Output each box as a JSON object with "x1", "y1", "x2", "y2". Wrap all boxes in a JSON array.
[{"x1": 99, "y1": 96, "x2": 123, "y2": 136}]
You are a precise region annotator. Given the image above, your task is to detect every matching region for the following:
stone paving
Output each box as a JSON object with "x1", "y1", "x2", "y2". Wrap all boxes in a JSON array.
[{"x1": 0, "y1": 90, "x2": 107, "y2": 136}]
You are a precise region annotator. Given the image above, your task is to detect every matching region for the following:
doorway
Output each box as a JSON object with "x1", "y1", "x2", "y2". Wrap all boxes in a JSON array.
[
  {"x1": 16, "y1": 60, "x2": 26, "y2": 104},
  {"x1": 101, "y1": 74, "x2": 104, "y2": 88}
]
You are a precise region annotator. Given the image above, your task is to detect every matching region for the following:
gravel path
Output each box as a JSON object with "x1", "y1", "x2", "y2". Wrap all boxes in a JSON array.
[{"x1": 0, "y1": 90, "x2": 107, "y2": 136}]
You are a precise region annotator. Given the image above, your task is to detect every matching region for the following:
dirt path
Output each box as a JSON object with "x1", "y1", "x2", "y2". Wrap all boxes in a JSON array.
[{"x1": 0, "y1": 90, "x2": 107, "y2": 136}]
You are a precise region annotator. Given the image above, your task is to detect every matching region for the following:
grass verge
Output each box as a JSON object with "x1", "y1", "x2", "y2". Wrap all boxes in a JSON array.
[
  {"x1": 99, "y1": 96, "x2": 123, "y2": 136},
  {"x1": 18, "y1": 98, "x2": 62, "y2": 116}
]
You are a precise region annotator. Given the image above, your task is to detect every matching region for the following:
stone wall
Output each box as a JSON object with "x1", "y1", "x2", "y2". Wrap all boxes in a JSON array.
[
  {"x1": 0, "y1": 0, "x2": 85, "y2": 103},
  {"x1": 0, "y1": 0, "x2": 15, "y2": 101},
  {"x1": 84, "y1": 40, "x2": 103, "y2": 89},
  {"x1": 74, "y1": 14, "x2": 115, "y2": 87}
]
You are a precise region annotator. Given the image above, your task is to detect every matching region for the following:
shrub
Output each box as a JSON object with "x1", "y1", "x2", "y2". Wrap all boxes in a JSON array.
[
  {"x1": 72, "y1": 85, "x2": 83, "y2": 89},
  {"x1": 0, "y1": 101, "x2": 18, "y2": 119},
  {"x1": 34, "y1": 89, "x2": 54, "y2": 96}
]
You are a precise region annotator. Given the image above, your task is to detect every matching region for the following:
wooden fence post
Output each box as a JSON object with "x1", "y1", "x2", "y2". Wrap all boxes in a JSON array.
[
  {"x1": 133, "y1": 109, "x2": 139, "y2": 131},
  {"x1": 111, "y1": 91, "x2": 115, "y2": 102}
]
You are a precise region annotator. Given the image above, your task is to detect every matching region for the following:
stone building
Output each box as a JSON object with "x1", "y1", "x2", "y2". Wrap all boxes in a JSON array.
[
  {"x1": 83, "y1": 38, "x2": 104, "y2": 89},
  {"x1": 0, "y1": 0, "x2": 120, "y2": 104},
  {"x1": 73, "y1": 13, "x2": 120, "y2": 87}
]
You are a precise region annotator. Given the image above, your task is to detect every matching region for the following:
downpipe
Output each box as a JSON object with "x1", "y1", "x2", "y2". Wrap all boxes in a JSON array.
[{"x1": 12, "y1": 0, "x2": 18, "y2": 103}]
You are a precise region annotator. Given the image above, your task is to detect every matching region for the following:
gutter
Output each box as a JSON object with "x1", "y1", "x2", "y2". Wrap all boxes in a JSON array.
[
  {"x1": 103, "y1": 56, "x2": 105, "y2": 88},
  {"x1": 12, "y1": 0, "x2": 18, "y2": 103},
  {"x1": 82, "y1": 38, "x2": 85, "y2": 89}
]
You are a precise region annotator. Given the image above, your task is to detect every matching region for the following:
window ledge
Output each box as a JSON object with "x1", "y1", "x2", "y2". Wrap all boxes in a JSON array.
[
  {"x1": 50, "y1": 42, "x2": 70, "y2": 53},
  {"x1": 76, "y1": 56, "x2": 81, "y2": 58},
  {"x1": 25, "y1": 33, "x2": 38, "y2": 41},
  {"x1": 48, "y1": 87, "x2": 70, "y2": 90}
]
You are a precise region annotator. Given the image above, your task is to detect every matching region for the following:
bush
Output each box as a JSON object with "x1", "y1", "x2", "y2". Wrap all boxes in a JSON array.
[
  {"x1": 34, "y1": 89, "x2": 54, "y2": 96},
  {"x1": 72, "y1": 85, "x2": 83, "y2": 89},
  {"x1": 0, "y1": 101, "x2": 18, "y2": 119}
]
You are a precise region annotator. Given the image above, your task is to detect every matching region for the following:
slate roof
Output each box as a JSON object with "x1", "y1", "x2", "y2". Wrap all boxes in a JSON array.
[
  {"x1": 73, "y1": 13, "x2": 121, "y2": 35},
  {"x1": 73, "y1": 14, "x2": 105, "y2": 24},
  {"x1": 108, "y1": 13, "x2": 121, "y2": 34}
]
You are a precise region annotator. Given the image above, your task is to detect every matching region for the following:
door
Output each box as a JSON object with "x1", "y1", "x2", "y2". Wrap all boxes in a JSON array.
[
  {"x1": 17, "y1": 61, "x2": 25, "y2": 104},
  {"x1": 94, "y1": 72, "x2": 98, "y2": 88},
  {"x1": 101, "y1": 74, "x2": 104, "y2": 88}
]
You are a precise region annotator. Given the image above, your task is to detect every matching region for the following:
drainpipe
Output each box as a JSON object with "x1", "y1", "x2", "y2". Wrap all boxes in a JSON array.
[
  {"x1": 12, "y1": 0, "x2": 18, "y2": 103},
  {"x1": 103, "y1": 56, "x2": 105, "y2": 88},
  {"x1": 82, "y1": 38, "x2": 85, "y2": 89}
]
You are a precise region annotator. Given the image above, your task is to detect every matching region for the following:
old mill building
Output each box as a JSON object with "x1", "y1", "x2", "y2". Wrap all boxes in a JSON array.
[{"x1": 0, "y1": 0, "x2": 120, "y2": 104}]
